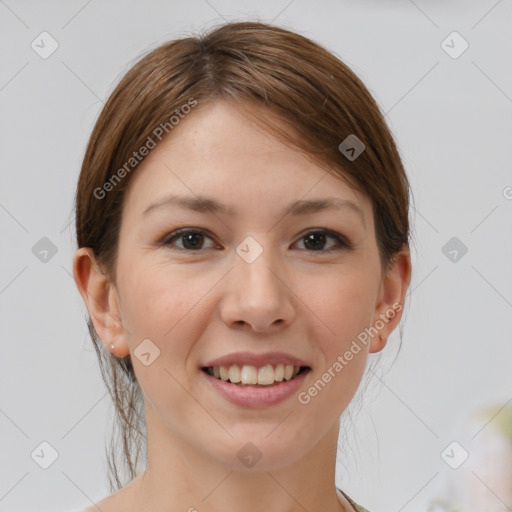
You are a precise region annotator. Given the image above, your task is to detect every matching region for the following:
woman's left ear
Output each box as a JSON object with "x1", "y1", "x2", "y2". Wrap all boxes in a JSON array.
[{"x1": 369, "y1": 245, "x2": 411, "y2": 353}]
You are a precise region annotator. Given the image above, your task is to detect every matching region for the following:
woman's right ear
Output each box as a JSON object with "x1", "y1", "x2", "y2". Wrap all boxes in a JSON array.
[{"x1": 72, "y1": 247, "x2": 130, "y2": 356}]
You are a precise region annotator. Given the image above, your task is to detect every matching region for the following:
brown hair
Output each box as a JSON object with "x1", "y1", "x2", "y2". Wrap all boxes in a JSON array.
[{"x1": 73, "y1": 20, "x2": 413, "y2": 491}]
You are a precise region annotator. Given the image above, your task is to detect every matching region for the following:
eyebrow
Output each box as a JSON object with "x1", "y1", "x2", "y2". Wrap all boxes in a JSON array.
[{"x1": 142, "y1": 194, "x2": 365, "y2": 226}]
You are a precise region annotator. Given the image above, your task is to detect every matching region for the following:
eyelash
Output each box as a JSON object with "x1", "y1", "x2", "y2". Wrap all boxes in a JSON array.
[{"x1": 160, "y1": 228, "x2": 353, "y2": 254}]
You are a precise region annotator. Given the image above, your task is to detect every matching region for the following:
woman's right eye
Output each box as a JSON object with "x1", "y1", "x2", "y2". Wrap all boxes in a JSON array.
[{"x1": 162, "y1": 229, "x2": 217, "y2": 251}]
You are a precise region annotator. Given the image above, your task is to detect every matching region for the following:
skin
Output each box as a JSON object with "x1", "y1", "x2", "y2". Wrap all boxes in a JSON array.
[{"x1": 73, "y1": 100, "x2": 411, "y2": 512}]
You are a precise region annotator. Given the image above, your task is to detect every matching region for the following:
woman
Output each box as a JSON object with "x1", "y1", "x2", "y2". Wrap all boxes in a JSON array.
[{"x1": 72, "y1": 21, "x2": 412, "y2": 512}]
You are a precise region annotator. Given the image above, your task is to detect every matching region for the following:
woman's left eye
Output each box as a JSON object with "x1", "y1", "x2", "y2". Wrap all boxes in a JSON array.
[
  {"x1": 161, "y1": 228, "x2": 352, "y2": 252},
  {"x1": 293, "y1": 230, "x2": 352, "y2": 252}
]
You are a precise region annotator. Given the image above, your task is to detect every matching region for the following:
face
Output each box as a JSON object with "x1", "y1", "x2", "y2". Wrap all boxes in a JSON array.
[{"x1": 76, "y1": 100, "x2": 409, "y2": 472}]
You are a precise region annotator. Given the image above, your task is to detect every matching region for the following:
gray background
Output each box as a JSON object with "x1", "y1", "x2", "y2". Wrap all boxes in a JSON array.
[{"x1": 1, "y1": 1, "x2": 511, "y2": 511}]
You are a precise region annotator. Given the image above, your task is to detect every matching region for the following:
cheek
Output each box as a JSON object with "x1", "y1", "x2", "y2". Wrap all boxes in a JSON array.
[
  {"x1": 119, "y1": 264, "x2": 205, "y2": 361},
  {"x1": 122, "y1": 256, "x2": 204, "y2": 323},
  {"x1": 306, "y1": 272, "x2": 377, "y2": 343},
  {"x1": 293, "y1": 276, "x2": 375, "y2": 410},
  {"x1": 119, "y1": 269, "x2": 206, "y2": 413}
]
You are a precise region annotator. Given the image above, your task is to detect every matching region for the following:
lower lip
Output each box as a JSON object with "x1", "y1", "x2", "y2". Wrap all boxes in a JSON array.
[{"x1": 201, "y1": 369, "x2": 310, "y2": 408}]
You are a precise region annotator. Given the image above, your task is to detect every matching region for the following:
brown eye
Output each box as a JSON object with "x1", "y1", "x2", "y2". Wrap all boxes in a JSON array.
[
  {"x1": 294, "y1": 230, "x2": 352, "y2": 252},
  {"x1": 163, "y1": 229, "x2": 216, "y2": 251}
]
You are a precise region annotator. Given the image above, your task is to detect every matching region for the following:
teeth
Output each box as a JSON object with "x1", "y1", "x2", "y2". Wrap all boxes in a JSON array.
[
  {"x1": 208, "y1": 364, "x2": 303, "y2": 385},
  {"x1": 228, "y1": 365, "x2": 241, "y2": 383},
  {"x1": 219, "y1": 366, "x2": 229, "y2": 381},
  {"x1": 257, "y1": 364, "x2": 275, "y2": 385},
  {"x1": 241, "y1": 365, "x2": 258, "y2": 384}
]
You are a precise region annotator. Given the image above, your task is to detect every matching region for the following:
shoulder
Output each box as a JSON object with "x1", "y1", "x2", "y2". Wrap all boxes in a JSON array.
[
  {"x1": 73, "y1": 474, "x2": 143, "y2": 512},
  {"x1": 69, "y1": 491, "x2": 125, "y2": 512},
  {"x1": 73, "y1": 502, "x2": 115, "y2": 512},
  {"x1": 72, "y1": 494, "x2": 125, "y2": 512},
  {"x1": 71, "y1": 499, "x2": 116, "y2": 512}
]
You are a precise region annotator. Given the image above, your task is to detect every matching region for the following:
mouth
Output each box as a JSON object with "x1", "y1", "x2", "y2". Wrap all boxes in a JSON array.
[{"x1": 201, "y1": 364, "x2": 311, "y2": 387}]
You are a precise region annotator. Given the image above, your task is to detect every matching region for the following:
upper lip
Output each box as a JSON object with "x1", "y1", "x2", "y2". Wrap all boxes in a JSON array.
[{"x1": 202, "y1": 351, "x2": 311, "y2": 368}]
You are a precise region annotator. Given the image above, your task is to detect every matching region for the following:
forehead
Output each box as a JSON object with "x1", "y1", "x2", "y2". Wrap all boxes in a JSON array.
[{"x1": 121, "y1": 100, "x2": 373, "y2": 225}]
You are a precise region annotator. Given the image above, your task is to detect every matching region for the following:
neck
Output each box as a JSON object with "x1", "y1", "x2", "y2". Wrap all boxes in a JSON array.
[{"x1": 125, "y1": 402, "x2": 352, "y2": 512}]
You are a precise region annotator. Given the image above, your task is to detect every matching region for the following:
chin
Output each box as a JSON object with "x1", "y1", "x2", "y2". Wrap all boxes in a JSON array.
[{"x1": 203, "y1": 432, "x2": 310, "y2": 472}]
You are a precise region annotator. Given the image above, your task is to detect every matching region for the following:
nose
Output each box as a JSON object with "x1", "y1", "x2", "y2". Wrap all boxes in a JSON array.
[{"x1": 219, "y1": 241, "x2": 296, "y2": 333}]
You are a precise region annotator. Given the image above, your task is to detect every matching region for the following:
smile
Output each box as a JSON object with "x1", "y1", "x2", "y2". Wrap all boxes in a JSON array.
[{"x1": 201, "y1": 365, "x2": 311, "y2": 408}]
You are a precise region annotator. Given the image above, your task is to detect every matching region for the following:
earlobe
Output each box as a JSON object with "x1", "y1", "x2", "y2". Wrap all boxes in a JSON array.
[
  {"x1": 371, "y1": 333, "x2": 386, "y2": 353},
  {"x1": 369, "y1": 245, "x2": 411, "y2": 354},
  {"x1": 72, "y1": 248, "x2": 130, "y2": 357}
]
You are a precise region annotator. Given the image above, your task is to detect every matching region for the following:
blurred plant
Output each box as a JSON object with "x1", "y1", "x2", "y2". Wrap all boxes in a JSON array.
[{"x1": 426, "y1": 404, "x2": 512, "y2": 512}]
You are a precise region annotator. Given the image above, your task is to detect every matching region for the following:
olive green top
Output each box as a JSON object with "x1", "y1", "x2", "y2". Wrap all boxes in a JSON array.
[{"x1": 338, "y1": 488, "x2": 371, "y2": 512}]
